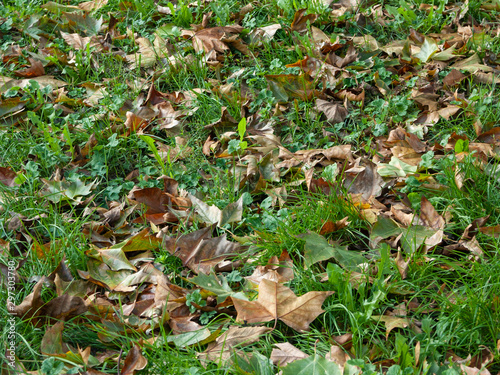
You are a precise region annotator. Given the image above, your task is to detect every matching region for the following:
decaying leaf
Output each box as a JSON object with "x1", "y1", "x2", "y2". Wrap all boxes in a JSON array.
[
  {"x1": 371, "y1": 315, "x2": 411, "y2": 339},
  {"x1": 315, "y1": 99, "x2": 348, "y2": 125},
  {"x1": 270, "y1": 342, "x2": 309, "y2": 367},
  {"x1": 120, "y1": 345, "x2": 148, "y2": 375},
  {"x1": 0, "y1": 167, "x2": 19, "y2": 187},
  {"x1": 233, "y1": 279, "x2": 333, "y2": 332},
  {"x1": 291, "y1": 9, "x2": 318, "y2": 33},
  {"x1": 198, "y1": 326, "x2": 271, "y2": 364},
  {"x1": 299, "y1": 232, "x2": 366, "y2": 271},
  {"x1": 161, "y1": 226, "x2": 245, "y2": 274}
]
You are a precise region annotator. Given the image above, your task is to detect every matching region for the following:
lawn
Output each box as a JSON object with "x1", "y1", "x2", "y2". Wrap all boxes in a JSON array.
[{"x1": 1, "y1": 0, "x2": 500, "y2": 374}]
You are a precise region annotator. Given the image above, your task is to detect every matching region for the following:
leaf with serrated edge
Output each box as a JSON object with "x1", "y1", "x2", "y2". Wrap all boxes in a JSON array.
[{"x1": 232, "y1": 279, "x2": 333, "y2": 332}]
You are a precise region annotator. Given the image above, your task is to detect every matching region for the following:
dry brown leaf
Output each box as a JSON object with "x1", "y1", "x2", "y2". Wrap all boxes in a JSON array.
[
  {"x1": 0, "y1": 167, "x2": 19, "y2": 187},
  {"x1": 232, "y1": 279, "x2": 333, "y2": 332},
  {"x1": 344, "y1": 159, "x2": 384, "y2": 200},
  {"x1": 246, "y1": 250, "x2": 294, "y2": 285},
  {"x1": 78, "y1": 0, "x2": 108, "y2": 11},
  {"x1": 420, "y1": 196, "x2": 445, "y2": 230},
  {"x1": 61, "y1": 31, "x2": 101, "y2": 50},
  {"x1": 443, "y1": 69, "x2": 467, "y2": 88},
  {"x1": 371, "y1": 315, "x2": 410, "y2": 339},
  {"x1": 161, "y1": 226, "x2": 244, "y2": 274},
  {"x1": 395, "y1": 251, "x2": 409, "y2": 279},
  {"x1": 315, "y1": 99, "x2": 348, "y2": 124},
  {"x1": 14, "y1": 58, "x2": 45, "y2": 78},
  {"x1": 270, "y1": 342, "x2": 309, "y2": 367},
  {"x1": 121, "y1": 345, "x2": 148, "y2": 375},
  {"x1": 248, "y1": 24, "x2": 281, "y2": 46},
  {"x1": 325, "y1": 345, "x2": 349, "y2": 370},
  {"x1": 291, "y1": 9, "x2": 318, "y2": 33},
  {"x1": 198, "y1": 326, "x2": 271, "y2": 363},
  {"x1": 331, "y1": 333, "x2": 353, "y2": 349},
  {"x1": 192, "y1": 26, "x2": 246, "y2": 58},
  {"x1": 8, "y1": 277, "x2": 87, "y2": 325},
  {"x1": 320, "y1": 217, "x2": 350, "y2": 235}
]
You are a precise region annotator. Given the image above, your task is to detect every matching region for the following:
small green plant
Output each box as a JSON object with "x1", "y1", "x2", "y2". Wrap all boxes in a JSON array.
[
  {"x1": 185, "y1": 289, "x2": 205, "y2": 313},
  {"x1": 140, "y1": 135, "x2": 173, "y2": 177},
  {"x1": 227, "y1": 117, "x2": 248, "y2": 154}
]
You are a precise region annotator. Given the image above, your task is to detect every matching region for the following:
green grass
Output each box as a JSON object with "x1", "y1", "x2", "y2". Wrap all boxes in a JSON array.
[{"x1": 1, "y1": 0, "x2": 500, "y2": 373}]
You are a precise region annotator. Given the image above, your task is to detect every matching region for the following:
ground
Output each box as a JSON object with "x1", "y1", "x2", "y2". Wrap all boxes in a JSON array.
[{"x1": 0, "y1": 0, "x2": 500, "y2": 374}]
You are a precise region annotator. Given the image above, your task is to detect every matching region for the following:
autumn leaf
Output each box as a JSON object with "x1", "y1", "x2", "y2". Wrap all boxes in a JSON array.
[
  {"x1": 232, "y1": 279, "x2": 333, "y2": 332},
  {"x1": 299, "y1": 232, "x2": 366, "y2": 271},
  {"x1": 371, "y1": 315, "x2": 411, "y2": 339},
  {"x1": 161, "y1": 225, "x2": 245, "y2": 274},
  {"x1": 120, "y1": 345, "x2": 148, "y2": 375},
  {"x1": 270, "y1": 343, "x2": 309, "y2": 367},
  {"x1": 14, "y1": 58, "x2": 45, "y2": 78},
  {"x1": 190, "y1": 272, "x2": 248, "y2": 304},
  {"x1": 0, "y1": 167, "x2": 19, "y2": 187},
  {"x1": 291, "y1": 9, "x2": 318, "y2": 33},
  {"x1": 414, "y1": 37, "x2": 438, "y2": 62},
  {"x1": 246, "y1": 250, "x2": 294, "y2": 285},
  {"x1": 198, "y1": 326, "x2": 271, "y2": 364},
  {"x1": 315, "y1": 99, "x2": 348, "y2": 125},
  {"x1": 9, "y1": 276, "x2": 88, "y2": 325},
  {"x1": 188, "y1": 193, "x2": 244, "y2": 227}
]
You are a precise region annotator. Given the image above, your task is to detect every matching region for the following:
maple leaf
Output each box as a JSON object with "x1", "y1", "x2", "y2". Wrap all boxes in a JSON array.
[
  {"x1": 270, "y1": 342, "x2": 308, "y2": 367},
  {"x1": 121, "y1": 345, "x2": 148, "y2": 375},
  {"x1": 290, "y1": 9, "x2": 318, "y2": 33},
  {"x1": 232, "y1": 279, "x2": 333, "y2": 332},
  {"x1": 14, "y1": 57, "x2": 45, "y2": 78},
  {"x1": 9, "y1": 276, "x2": 87, "y2": 325},
  {"x1": 161, "y1": 225, "x2": 245, "y2": 274},
  {"x1": 371, "y1": 315, "x2": 411, "y2": 339},
  {"x1": 198, "y1": 326, "x2": 271, "y2": 364},
  {"x1": 0, "y1": 167, "x2": 19, "y2": 187},
  {"x1": 188, "y1": 193, "x2": 244, "y2": 227}
]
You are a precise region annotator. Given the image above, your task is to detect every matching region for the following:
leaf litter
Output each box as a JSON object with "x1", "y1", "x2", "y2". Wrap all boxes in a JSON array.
[{"x1": 1, "y1": 0, "x2": 500, "y2": 373}]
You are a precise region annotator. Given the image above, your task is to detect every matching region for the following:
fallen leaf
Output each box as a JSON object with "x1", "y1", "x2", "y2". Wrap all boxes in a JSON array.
[
  {"x1": 14, "y1": 58, "x2": 45, "y2": 78},
  {"x1": 121, "y1": 345, "x2": 148, "y2": 375},
  {"x1": 198, "y1": 326, "x2": 271, "y2": 363},
  {"x1": 266, "y1": 74, "x2": 319, "y2": 102},
  {"x1": 190, "y1": 272, "x2": 247, "y2": 304},
  {"x1": 161, "y1": 226, "x2": 245, "y2": 274},
  {"x1": 378, "y1": 156, "x2": 417, "y2": 177},
  {"x1": 246, "y1": 250, "x2": 294, "y2": 285},
  {"x1": 0, "y1": 76, "x2": 67, "y2": 92},
  {"x1": 344, "y1": 159, "x2": 384, "y2": 200},
  {"x1": 271, "y1": 342, "x2": 309, "y2": 367},
  {"x1": 188, "y1": 194, "x2": 243, "y2": 227},
  {"x1": 9, "y1": 277, "x2": 87, "y2": 325},
  {"x1": 192, "y1": 26, "x2": 246, "y2": 57},
  {"x1": 232, "y1": 279, "x2": 333, "y2": 332},
  {"x1": 320, "y1": 217, "x2": 350, "y2": 235},
  {"x1": 78, "y1": 0, "x2": 108, "y2": 12},
  {"x1": 299, "y1": 232, "x2": 365, "y2": 271},
  {"x1": 414, "y1": 37, "x2": 438, "y2": 62},
  {"x1": 0, "y1": 167, "x2": 19, "y2": 187},
  {"x1": 325, "y1": 346, "x2": 349, "y2": 371},
  {"x1": 395, "y1": 251, "x2": 409, "y2": 280},
  {"x1": 419, "y1": 196, "x2": 445, "y2": 230},
  {"x1": 451, "y1": 53, "x2": 495, "y2": 73},
  {"x1": 282, "y1": 354, "x2": 341, "y2": 375},
  {"x1": 371, "y1": 315, "x2": 410, "y2": 339},
  {"x1": 291, "y1": 9, "x2": 318, "y2": 33},
  {"x1": 315, "y1": 99, "x2": 348, "y2": 124}
]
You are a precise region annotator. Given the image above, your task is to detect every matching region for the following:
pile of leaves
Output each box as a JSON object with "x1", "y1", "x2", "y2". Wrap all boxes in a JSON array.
[{"x1": 1, "y1": 0, "x2": 500, "y2": 373}]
